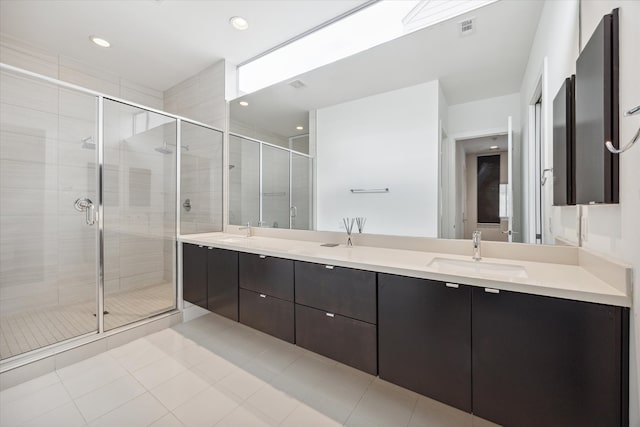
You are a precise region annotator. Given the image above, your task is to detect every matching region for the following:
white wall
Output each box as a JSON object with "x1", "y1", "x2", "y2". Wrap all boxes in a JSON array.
[
  {"x1": 316, "y1": 80, "x2": 441, "y2": 237},
  {"x1": 520, "y1": 1, "x2": 639, "y2": 423}
]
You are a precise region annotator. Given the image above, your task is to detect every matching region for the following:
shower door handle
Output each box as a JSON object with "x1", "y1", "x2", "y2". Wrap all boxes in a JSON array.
[{"x1": 74, "y1": 198, "x2": 96, "y2": 225}]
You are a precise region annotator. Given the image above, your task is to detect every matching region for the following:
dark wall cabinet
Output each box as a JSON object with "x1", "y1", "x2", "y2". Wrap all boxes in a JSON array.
[
  {"x1": 575, "y1": 9, "x2": 619, "y2": 204},
  {"x1": 472, "y1": 287, "x2": 627, "y2": 427},
  {"x1": 378, "y1": 274, "x2": 471, "y2": 412},
  {"x1": 182, "y1": 243, "x2": 238, "y2": 321},
  {"x1": 239, "y1": 253, "x2": 294, "y2": 343},
  {"x1": 294, "y1": 261, "x2": 377, "y2": 374},
  {"x1": 553, "y1": 75, "x2": 576, "y2": 206}
]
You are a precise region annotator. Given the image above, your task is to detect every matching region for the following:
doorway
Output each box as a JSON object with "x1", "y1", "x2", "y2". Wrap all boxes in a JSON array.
[{"x1": 457, "y1": 134, "x2": 510, "y2": 242}]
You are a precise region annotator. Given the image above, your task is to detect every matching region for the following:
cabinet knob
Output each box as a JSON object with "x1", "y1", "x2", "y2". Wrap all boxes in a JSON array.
[
  {"x1": 259, "y1": 294, "x2": 267, "y2": 298},
  {"x1": 325, "y1": 265, "x2": 334, "y2": 270},
  {"x1": 445, "y1": 283, "x2": 459, "y2": 289},
  {"x1": 325, "y1": 313, "x2": 335, "y2": 318},
  {"x1": 484, "y1": 288, "x2": 500, "y2": 294},
  {"x1": 259, "y1": 255, "x2": 267, "y2": 259}
]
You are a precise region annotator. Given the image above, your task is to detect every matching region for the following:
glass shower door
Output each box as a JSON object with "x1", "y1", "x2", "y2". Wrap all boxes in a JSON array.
[
  {"x1": 102, "y1": 99, "x2": 176, "y2": 330},
  {"x1": 262, "y1": 145, "x2": 290, "y2": 229},
  {"x1": 291, "y1": 153, "x2": 312, "y2": 230},
  {"x1": 0, "y1": 70, "x2": 99, "y2": 360}
]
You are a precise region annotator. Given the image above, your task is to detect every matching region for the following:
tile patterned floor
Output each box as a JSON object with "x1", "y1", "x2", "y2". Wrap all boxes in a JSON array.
[
  {"x1": 0, "y1": 313, "x2": 501, "y2": 426},
  {"x1": 0, "y1": 283, "x2": 174, "y2": 360}
]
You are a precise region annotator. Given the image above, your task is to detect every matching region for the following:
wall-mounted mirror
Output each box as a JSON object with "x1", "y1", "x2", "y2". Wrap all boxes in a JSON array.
[{"x1": 229, "y1": 0, "x2": 578, "y2": 245}]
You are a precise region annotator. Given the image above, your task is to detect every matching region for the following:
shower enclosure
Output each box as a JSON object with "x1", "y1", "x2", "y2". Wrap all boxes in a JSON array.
[
  {"x1": 229, "y1": 133, "x2": 313, "y2": 230},
  {"x1": 0, "y1": 64, "x2": 223, "y2": 362}
]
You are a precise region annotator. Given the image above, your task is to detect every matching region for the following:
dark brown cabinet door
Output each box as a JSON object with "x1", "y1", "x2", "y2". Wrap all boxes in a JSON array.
[
  {"x1": 294, "y1": 261, "x2": 376, "y2": 323},
  {"x1": 295, "y1": 304, "x2": 377, "y2": 374},
  {"x1": 473, "y1": 287, "x2": 625, "y2": 427},
  {"x1": 378, "y1": 274, "x2": 471, "y2": 412},
  {"x1": 239, "y1": 289, "x2": 294, "y2": 343},
  {"x1": 207, "y1": 247, "x2": 238, "y2": 321},
  {"x1": 575, "y1": 9, "x2": 619, "y2": 204},
  {"x1": 239, "y1": 253, "x2": 294, "y2": 301},
  {"x1": 182, "y1": 243, "x2": 207, "y2": 309}
]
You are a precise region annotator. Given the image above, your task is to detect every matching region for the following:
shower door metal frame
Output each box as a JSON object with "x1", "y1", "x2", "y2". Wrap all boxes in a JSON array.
[
  {"x1": 229, "y1": 132, "x2": 313, "y2": 230},
  {"x1": 0, "y1": 62, "x2": 224, "y2": 369}
]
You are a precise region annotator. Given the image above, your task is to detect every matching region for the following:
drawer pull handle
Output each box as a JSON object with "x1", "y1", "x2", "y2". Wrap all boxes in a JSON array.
[
  {"x1": 325, "y1": 265, "x2": 334, "y2": 270},
  {"x1": 259, "y1": 255, "x2": 267, "y2": 259},
  {"x1": 259, "y1": 294, "x2": 267, "y2": 298},
  {"x1": 445, "y1": 283, "x2": 459, "y2": 289},
  {"x1": 485, "y1": 288, "x2": 500, "y2": 294},
  {"x1": 326, "y1": 313, "x2": 335, "y2": 318},
  {"x1": 208, "y1": 247, "x2": 213, "y2": 250},
  {"x1": 198, "y1": 245, "x2": 203, "y2": 248}
]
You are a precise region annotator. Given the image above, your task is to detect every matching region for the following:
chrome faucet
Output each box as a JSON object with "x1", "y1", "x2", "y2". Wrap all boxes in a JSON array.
[
  {"x1": 238, "y1": 222, "x2": 251, "y2": 237},
  {"x1": 472, "y1": 230, "x2": 482, "y2": 261}
]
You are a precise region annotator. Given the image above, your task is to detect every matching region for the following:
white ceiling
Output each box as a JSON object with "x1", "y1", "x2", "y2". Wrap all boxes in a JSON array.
[
  {"x1": 460, "y1": 134, "x2": 508, "y2": 155},
  {"x1": 230, "y1": 0, "x2": 544, "y2": 138},
  {"x1": 0, "y1": 0, "x2": 367, "y2": 91}
]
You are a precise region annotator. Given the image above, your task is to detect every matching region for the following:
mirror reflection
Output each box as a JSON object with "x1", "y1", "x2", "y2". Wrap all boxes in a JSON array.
[{"x1": 229, "y1": 0, "x2": 572, "y2": 245}]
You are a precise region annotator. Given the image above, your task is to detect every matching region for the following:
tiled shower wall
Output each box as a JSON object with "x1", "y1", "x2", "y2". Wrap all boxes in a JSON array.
[
  {"x1": 164, "y1": 61, "x2": 226, "y2": 235},
  {"x1": 0, "y1": 35, "x2": 170, "y2": 314}
]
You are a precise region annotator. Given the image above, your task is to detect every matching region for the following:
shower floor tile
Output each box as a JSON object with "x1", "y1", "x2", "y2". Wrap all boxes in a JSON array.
[{"x1": 0, "y1": 282, "x2": 174, "y2": 360}]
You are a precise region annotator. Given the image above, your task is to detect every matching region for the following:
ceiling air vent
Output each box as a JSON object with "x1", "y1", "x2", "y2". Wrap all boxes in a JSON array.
[
  {"x1": 459, "y1": 17, "x2": 475, "y2": 36},
  {"x1": 288, "y1": 79, "x2": 307, "y2": 89}
]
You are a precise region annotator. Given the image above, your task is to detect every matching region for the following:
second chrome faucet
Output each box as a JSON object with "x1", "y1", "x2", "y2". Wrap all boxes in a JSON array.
[{"x1": 472, "y1": 230, "x2": 482, "y2": 261}]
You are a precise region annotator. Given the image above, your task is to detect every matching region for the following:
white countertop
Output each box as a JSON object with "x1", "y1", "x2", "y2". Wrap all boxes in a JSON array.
[{"x1": 179, "y1": 232, "x2": 631, "y2": 307}]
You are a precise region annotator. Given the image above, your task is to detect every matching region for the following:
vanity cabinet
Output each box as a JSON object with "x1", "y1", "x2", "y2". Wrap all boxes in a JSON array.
[
  {"x1": 472, "y1": 287, "x2": 626, "y2": 427},
  {"x1": 206, "y1": 247, "x2": 238, "y2": 321},
  {"x1": 378, "y1": 274, "x2": 471, "y2": 412},
  {"x1": 239, "y1": 253, "x2": 294, "y2": 343},
  {"x1": 183, "y1": 243, "x2": 207, "y2": 309},
  {"x1": 294, "y1": 261, "x2": 377, "y2": 374},
  {"x1": 182, "y1": 243, "x2": 238, "y2": 320}
]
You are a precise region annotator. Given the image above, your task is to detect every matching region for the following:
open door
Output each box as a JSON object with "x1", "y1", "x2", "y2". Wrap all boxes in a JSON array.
[{"x1": 506, "y1": 116, "x2": 514, "y2": 242}]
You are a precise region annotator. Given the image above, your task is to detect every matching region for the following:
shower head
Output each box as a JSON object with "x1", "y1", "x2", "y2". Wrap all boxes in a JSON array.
[
  {"x1": 155, "y1": 143, "x2": 173, "y2": 154},
  {"x1": 154, "y1": 142, "x2": 189, "y2": 154},
  {"x1": 81, "y1": 136, "x2": 96, "y2": 149}
]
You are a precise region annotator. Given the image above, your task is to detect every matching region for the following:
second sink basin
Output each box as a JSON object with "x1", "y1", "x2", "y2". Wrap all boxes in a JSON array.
[{"x1": 428, "y1": 257, "x2": 528, "y2": 279}]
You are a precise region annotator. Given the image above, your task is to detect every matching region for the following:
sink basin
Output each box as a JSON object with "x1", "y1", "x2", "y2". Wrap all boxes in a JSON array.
[{"x1": 427, "y1": 257, "x2": 528, "y2": 279}]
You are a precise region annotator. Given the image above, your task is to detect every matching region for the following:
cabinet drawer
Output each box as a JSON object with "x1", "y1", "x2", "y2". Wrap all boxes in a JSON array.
[
  {"x1": 239, "y1": 289, "x2": 294, "y2": 343},
  {"x1": 295, "y1": 304, "x2": 377, "y2": 375},
  {"x1": 294, "y1": 261, "x2": 376, "y2": 323},
  {"x1": 183, "y1": 243, "x2": 207, "y2": 309},
  {"x1": 239, "y1": 253, "x2": 294, "y2": 301}
]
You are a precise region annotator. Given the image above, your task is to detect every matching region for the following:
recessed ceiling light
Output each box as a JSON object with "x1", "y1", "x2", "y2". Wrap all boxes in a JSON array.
[
  {"x1": 239, "y1": 101, "x2": 249, "y2": 107},
  {"x1": 296, "y1": 126, "x2": 304, "y2": 130},
  {"x1": 489, "y1": 145, "x2": 499, "y2": 150},
  {"x1": 230, "y1": 16, "x2": 249, "y2": 31},
  {"x1": 89, "y1": 35, "x2": 111, "y2": 48}
]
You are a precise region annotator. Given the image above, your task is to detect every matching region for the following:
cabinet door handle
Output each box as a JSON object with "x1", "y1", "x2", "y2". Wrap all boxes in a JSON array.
[
  {"x1": 325, "y1": 265, "x2": 334, "y2": 270},
  {"x1": 259, "y1": 294, "x2": 267, "y2": 298},
  {"x1": 198, "y1": 245, "x2": 203, "y2": 248},
  {"x1": 485, "y1": 288, "x2": 500, "y2": 294},
  {"x1": 325, "y1": 313, "x2": 335, "y2": 318},
  {"x1": 259, "y1": 255, "x2": 267, "y2": 259},
  {"x1": 208, "y1": 247, "x2": 213, "y2": 250},
  {"x1": 445, "y1": 283, "x2": 459, "y2": 289}
]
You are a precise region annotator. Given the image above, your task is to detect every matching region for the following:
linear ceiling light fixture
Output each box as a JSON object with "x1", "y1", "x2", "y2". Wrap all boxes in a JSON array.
[{"x1": 238, "y1": 0, "x2": 498, "y2": 94}]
